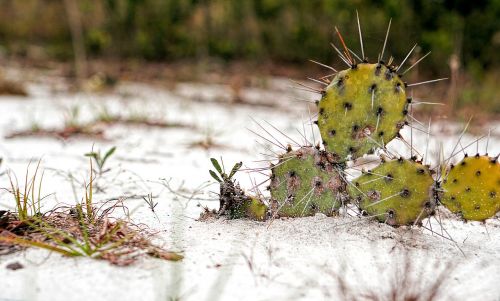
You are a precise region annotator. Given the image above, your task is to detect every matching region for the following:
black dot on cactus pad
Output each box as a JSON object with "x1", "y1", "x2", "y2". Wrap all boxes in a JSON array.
[
  {"x1": 343, "y1": 102, "x2": 353, "y2": 110},
  {"x1": 475, "y1": 170, "x2": 481, "y2": 176},
  {"x1": 387, "y1": 209, "x2": 395, "y2": 218},
  {"x1": 400, "y1": 188, "x2": 411, "y2": 198},
  {"x1": 452, "y1": 179, "x2": 458, "y2": 183},
  {"x1": 315, "y1": 180, "x2": 322, "y2": 187},
  {"x1": 377, "y1": 107, "x2": 384, "y2": 115},
  {"x1": 385, "y1": 174, "x2": 393, "y2": 182},
  {"x1": 394, "y1": 83, "x2": 402, "y2": 93},
  {"x1": 355, "y1": 182, "x2": 360, "y2": 187},
  {"x1": 319, "y1": 108, "x2": 324, "y2": 115},
  {"x1": 378, "y1": 131, "x2": 384, "y2": 137},
  {"x1": 289, "y1": 171, "x2": 296, "y2": 177},
  {"x1": 474, "y1": 205, "x2": 481, "y2": 210},
  {"x1": 417, "y1": 168, "x2": 425, "y2": 174},
  {"x1": 352, "y1": 124, "x2": 359, "y2": 132},
  {"x1": 475, "y1": 153, "x2": 480, "y2": 158},
  {"x1": 370, "y1": 84, "x2": 377, "y2": 92},
  {"x1": 451, "y1": 196, "x2": 456, "y2": 200},
  {"x1": 402, "y1": 109, "x2": 408, "y2": 116},
  {"x1": 406, "y1": 97, "x2": 412, "y2": 103},
  {"x1": 337, "y1": 78, "x2": 344, "y2": 88},
  {"x1": 465, "y1": 187, "x2": 471, "y2": 192},
  {"x1": 348, "y1": 146, "x2": 355, "y2": 153},
  {"x1": 490, "y1": 191, "x2": 497, "y2": 198},
  {"x1": 329, "y1": 129, "x2": 336, "y2": 137},
  {"x1": 385, "y1": 70, "x2": 393, "y2": 80}
]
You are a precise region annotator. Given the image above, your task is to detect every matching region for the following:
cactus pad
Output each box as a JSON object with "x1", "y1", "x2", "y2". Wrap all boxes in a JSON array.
[
  {"x1": 349, "y1": 158, "x2": 435, "y2": 226},
  {"x1": 441, "y1": 155, "x2": 500, "y2": 221},
  {"x1": 270, "y1": 147, "x2": 345, "y2": 217},
  {"x1": 317, "y1": 63, "x2": 408, "y2": 161}
]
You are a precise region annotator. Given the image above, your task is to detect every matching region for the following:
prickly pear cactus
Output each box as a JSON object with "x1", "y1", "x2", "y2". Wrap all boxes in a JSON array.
[
  {"x1": 317, "y1": 63, "x2": 408, "y2": 161},
  {"x1": 441, "y1": 154, "x2": 500, "y2": 221},
  {"x1": 349, "y1": 158, "x2": 435, "y2": 226},
  {"x1": 270, "y1": 147, "x2": 346, "y2": 217}
]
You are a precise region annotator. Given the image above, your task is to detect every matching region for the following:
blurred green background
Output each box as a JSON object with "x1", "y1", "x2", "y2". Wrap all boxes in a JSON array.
[{"x1": 0, "y1": 0, "x2": 498, "y2": 115}]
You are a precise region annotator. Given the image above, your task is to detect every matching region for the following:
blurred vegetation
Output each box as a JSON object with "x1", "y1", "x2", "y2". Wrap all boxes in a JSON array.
[{"x1": 0, "y1": 0, "x2": 498, "y2": 113}]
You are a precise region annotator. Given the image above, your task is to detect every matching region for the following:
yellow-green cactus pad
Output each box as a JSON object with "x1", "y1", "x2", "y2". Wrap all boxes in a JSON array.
[
  {"x1": 441, "y1": 155, "x2": 500, "y2": 221},
  {"x1": 317, "y1": 63, "x2": 408, "y2": 161},
  {"x1": 349, "y1": 158, "x2": 435, "y2": 226},
  {"x1": 270, "y1": 147, "x2": 345, "y2": 217},
  {"x1": 244, "y1": 197, "x2": 268, "y2": 221}
]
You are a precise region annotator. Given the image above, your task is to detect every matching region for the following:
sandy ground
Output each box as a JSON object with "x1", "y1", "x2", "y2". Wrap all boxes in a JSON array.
[{"x1": 0, "y1": 75, "x2": 499, "y2": 301}]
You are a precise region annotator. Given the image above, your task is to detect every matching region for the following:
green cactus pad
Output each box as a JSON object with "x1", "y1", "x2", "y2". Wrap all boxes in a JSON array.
[
  {"x1": 270, "y1": 147, "x2": 345, "y2": 217},
  {"x1": 441, "y1": 155, "x2": 500, "y2": 221},
  {"x1": 317, "y1": 63, "x2": 408, "y2": 161},
  {"x1": 349, "y1": 158, "x2": 435, "y2": 226},
  {"x1": 245, "y1": 197, "x2": 268, "y2": 221}
]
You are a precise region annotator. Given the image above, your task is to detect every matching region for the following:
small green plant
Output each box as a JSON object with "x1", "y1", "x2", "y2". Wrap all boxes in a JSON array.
[
  {"x1": 209, "y1": 157, "x2": 242, "y2": 183},
  {"x1": 209, "y1": 158, "x2": 268, "y2": 220},
  {"x1": 6, "y1": 159, "x2": 44, "y2": 221},
  {"x1": 84, "y1": 146, "x2": 116, "y2": 175},
  {"x1": 142, "y1": 192, "x2": 159, "y2": 219},
  {"x1": 0, "y1": 156, "x2": 182, "y2": 265},
  {"x1": 64, "y1": 105, "x2": 81, "y2": 129}
]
